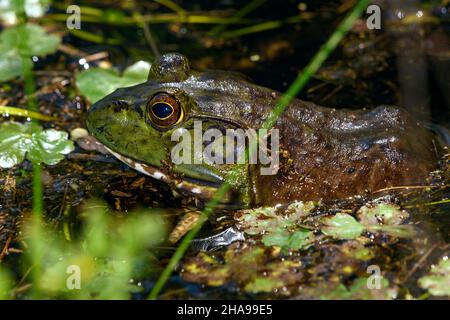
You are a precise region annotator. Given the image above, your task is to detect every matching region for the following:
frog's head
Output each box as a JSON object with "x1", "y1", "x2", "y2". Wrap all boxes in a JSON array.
[{"x1": 86, "y1": 53, "x2": 272, "y2": 207}]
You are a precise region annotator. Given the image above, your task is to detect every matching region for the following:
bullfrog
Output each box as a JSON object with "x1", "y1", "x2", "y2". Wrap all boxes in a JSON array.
[{"x1": 86, "y1": 53, "x2": 438, "y2": 210}]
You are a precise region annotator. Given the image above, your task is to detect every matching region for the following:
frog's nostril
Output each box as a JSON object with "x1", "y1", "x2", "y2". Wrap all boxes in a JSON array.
[{"x1": 111, "y1": 100, "x2": 129, "y2": 112}]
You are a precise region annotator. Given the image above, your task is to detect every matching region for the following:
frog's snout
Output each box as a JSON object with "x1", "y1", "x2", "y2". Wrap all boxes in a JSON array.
[
  {"x1": 87, "y1": 95, "x2": 129, "y2": 127},
  {"x1": 86, "y1": 98, "x2": 113, "y2": 135}
]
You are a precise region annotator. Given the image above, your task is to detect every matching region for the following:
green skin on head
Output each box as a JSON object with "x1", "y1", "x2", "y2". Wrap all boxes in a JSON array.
[{"x1": 87, "y1": 53, "x2": 438, "y2": 208}]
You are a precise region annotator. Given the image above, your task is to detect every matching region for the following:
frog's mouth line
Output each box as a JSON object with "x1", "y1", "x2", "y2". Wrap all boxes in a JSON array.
[{"x1": 105, "y1": 147, "x2": 219, "y2": 200}]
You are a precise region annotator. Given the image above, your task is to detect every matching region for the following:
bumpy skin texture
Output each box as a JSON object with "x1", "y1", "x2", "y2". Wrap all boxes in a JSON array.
[{"x1": 87, "y1": 53, "x2": 437, "y2": 207}]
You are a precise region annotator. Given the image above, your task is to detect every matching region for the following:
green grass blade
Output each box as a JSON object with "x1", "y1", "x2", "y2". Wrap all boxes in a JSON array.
[
  {"x1": 154, "y1": 0, "x2": 186, "y2": 15},
  {"x1": 220, "y1": 20, "x2": 282, "y2": 39},
  {"x1": 209, "y1": 0, "x2": 267, "y2": 36},
  {"x1": 0, "y1": 106, "x2": 56, "y2": 121}
]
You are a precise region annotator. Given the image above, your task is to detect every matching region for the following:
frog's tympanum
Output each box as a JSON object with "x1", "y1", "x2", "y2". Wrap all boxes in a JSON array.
[{"x1": 87, "y1": 53, "x2": 438, "y2": 208}]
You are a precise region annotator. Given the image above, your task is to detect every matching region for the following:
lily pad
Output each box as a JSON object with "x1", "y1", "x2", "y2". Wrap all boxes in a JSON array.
[
  {"x1": 322, "y1": 213, "x2": 364, "y2": 239},
  {"x1": 418, "y1": 258, "x2": 450, "y2": 297},
  {"x1": 0, "y1": 122, "x2": 74, "y2": 168},
  {"x1": 76, "y1": 61, "x2": 151, "y2": 103},
  {"x1": 0, "y1": 23, "x2": 60, "y2": 81}
]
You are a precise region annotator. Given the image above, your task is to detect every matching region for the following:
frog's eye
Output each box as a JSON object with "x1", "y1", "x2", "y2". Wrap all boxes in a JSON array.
[{"x1": 147, "y1": 93, "x2": 183, "y2": 128}]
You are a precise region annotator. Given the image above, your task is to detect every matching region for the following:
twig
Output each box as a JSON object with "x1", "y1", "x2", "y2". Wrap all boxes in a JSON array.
[
  {"x1": 402, "y1": 244, "x2": 438, "y2": 283},
  {"x1": 0, "y1": 235, "x2": 13, "y2": 262},
  {"x1": 372, "y1": 185, "x2": 442, "y2": 194},
  {"x1": 82, "y1": 51, "x2": 109, "y2": 63},
  {"x1": 58, "y1": 44, "x2": 88, "y2": 57}
]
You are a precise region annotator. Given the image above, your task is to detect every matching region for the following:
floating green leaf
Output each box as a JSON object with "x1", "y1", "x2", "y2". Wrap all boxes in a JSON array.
[
  {"x1": 261, "y1": 230, "x2": 289, "y2": 247},
  {"x1": 0, "y1": 49, "x2": 22, "y2": 81},
  {"x1": 357, "y1": 203, "x2": 416, "y2": 238},
  {"x1": 0, "y1": 23, "x2": 60, "y2": 81},
  {"x1": 322, "y1": 205, "x2": 415, "y2": 240},
  {"x1": 236, "y1": 202, "x2": 316, "y2": 251},
  {"x1": 0, "y1": 0, "x2": 51, "y2": 23},
  {"x1": 235, "y1": 201, "x2": 315, "y2": 235},
  {"x1": 244, "y1": 278, "x2": 283, "y2": 294},
  {"x1": 76, "y1": 61, "x2": 151, "y2": 103},
  {"x1": 418, "y1": 258, "x2": 450, "y2": 297},
  {"x1": 262, "y1": 229, "x2": 314, "y2": 251},
  {"x1": 358, "y1": 203, "x2": 408, "y2": 225},
  {"x1": 0, "y1": 122, "x2": 74, "y2": 168},
  {"x1": 322, "y1": 213, "x2": 364, "y2": 239},
  {"x1": 367, "y1": 225, "x2": 416, "y2": 238}
]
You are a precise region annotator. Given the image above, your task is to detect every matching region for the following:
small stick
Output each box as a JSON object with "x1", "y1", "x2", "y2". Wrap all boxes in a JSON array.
[
  {"x1": 402, "y1": 244, "x2": 438, "y2": 283},
  {"x1": 0, "y1": 235, "x2": 13, "y2": 262},
  {"x1": 372, "y1": 185, "x2": 442, "y2": 193}
]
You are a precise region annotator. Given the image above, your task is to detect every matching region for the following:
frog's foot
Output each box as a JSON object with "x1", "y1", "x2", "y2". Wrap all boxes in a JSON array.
[
  {"x1": 168, "y1": 211, "x2": 245, "y2": 251},
  {"x1": 191, "y1": 227, "x2": 245, "y2": 251}
]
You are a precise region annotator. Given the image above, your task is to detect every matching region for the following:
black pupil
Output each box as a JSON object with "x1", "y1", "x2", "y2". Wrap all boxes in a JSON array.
[{"x1": 152, "y1": 103, "x2": 173, "y2": 119}]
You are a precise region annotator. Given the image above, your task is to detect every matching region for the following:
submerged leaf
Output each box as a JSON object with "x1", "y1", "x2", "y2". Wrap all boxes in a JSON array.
[
  {"x1": 182, "y1": 244, "x2": 302, "y2": 294},
  {"x1": 244, "y1": 278, "x2": 284, "y2": 293},
  {"x1": 182, "y1": 252, "x2": 230, "y2": 287},
  {"x1": 367, "y1": 225, "x2": 417, "y2": 238},
  {"x1": 342, "y1": 241, "x2": 375, "y2": 261},
  {"x1": 0, "y1": 122, "x2": 74, "y2": 168},
  {"x1": 324, "y1": 278, "x2": 396, "y2": 300},
  {"x1": 76, "y1": 61, "x2": 151, "y2": 103},
  {"x1": 322, "y1": 213, "x2": 364, "y2": 239}
]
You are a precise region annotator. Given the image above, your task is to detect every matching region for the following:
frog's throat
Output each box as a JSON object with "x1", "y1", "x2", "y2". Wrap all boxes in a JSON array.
[{"x1": 105, "y1": 147, "x2": 217, "y2": 200}]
